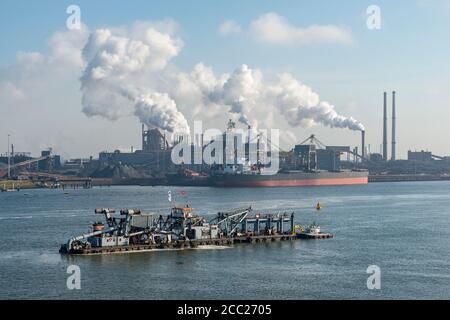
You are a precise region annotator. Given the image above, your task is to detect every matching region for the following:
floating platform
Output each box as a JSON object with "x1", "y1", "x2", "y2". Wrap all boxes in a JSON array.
[
  {"x1": 64, "y1": 238, "x2": 232, "y2": 255},
  {"x1": 60, "y1": 206, "x2": 334, "y2": 255},
  {"x1": 63, "y1": 233, "x2": 334, "y2": 255}
]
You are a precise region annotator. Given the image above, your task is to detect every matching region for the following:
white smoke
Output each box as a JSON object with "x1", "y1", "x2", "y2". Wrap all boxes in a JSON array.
[
  {"x1": 0, "y1": 19, "x2": 365, "y2": 158},
  {"x1": 134, "y1": 92, "x2": 190, "y2": 133},
  {"x1": 221, "y1": 65, "x2": 262, "y2": 126},
  {"x1": 78, "y1": 22, "x2": 363, "y2": 134},
  {"x1": 270, "y1": 73, "x2": 365, "y2": 131},
  {"x1": 80, "y1": 22, "x2": 190, "y2": 134},
  {"x1": 188, "y1": 64, "x2": 365, "y2": 131}
]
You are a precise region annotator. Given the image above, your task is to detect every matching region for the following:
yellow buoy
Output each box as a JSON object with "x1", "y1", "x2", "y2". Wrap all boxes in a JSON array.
[{"x1": 316, "y1": 202, "x2": 322, "y2": 211}]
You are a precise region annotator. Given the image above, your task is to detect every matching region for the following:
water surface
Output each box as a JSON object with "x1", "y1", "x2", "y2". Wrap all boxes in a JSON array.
[{"x1": 1, "y1": 181, "x2": 449, "y2": 299}]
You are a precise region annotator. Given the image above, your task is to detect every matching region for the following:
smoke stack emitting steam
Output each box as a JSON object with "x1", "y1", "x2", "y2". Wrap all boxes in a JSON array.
[
  {"x1": 79, "y1": 26, "x2": 365, "y2": 137},
  {"x1": 361, "y1": 130, "x2": 366, "y2": 160}
]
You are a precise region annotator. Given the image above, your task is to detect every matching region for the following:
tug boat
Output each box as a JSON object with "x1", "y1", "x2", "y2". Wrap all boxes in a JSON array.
[
  {"x1": 306, "y1": 224, "x2": 321, "y2": 234},
  {"x1": 296, "y1": 223, "x2": 333, "y2": 239}
]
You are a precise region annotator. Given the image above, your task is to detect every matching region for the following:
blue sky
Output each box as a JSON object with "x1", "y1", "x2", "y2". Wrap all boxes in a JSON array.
[{"x1": 1, "y1": 0, "x2": 449, "y2": 158}]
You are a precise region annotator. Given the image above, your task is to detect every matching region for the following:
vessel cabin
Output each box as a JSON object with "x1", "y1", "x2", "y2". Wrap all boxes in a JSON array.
[{"x1": 171, "y1": 207, "x2": 194, "y2": 219}]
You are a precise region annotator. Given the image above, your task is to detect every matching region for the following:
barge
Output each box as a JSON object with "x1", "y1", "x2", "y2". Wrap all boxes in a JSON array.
[{"x1": 59, "y1": 206, "x2": 333, "y2": 255}]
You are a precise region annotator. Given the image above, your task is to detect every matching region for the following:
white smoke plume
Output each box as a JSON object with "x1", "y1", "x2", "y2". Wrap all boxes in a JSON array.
[
  {"x1": 79, "y1": 21, "x2": 362, "y2": 134},
  {"x1": 80, "y1": 22, "x2": 190, "y2": 134},
  {"x1": 189, "y1": 64, "x2": 365, "y2": 131},
  {"x1": 0, "y1": 18, "x2": 364, "y2": 158},
  {"x1": 221, "y1": 65, "x2": 262, "y2": 126},
  {"x1": 270, "y1": 73, "x2": 365, "y2": 131},
  {"x1": 134, "y1": 92, "x2": 190, "y2": 133}
]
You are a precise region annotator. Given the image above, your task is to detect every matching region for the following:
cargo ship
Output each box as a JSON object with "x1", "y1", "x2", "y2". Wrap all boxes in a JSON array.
[
  {"x1": 206, "y1": 122, "x2": 369, "y2": 188},
  {"x1": 166, "y1": 168, "x2": 210, "y2": 186},
  {"x1": 210, "y1": 168, "x2": 368, "y2": 188}
]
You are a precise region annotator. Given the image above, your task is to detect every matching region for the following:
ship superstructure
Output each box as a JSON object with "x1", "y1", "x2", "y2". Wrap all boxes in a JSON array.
[{"x1": 209, "y1": 126, "x2": 368, "y2": 187}]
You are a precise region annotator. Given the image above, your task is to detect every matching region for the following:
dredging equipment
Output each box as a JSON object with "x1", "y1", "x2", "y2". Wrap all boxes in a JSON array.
[{"x1": 59, "y1": 206, "x2": 333, "y2": 255}]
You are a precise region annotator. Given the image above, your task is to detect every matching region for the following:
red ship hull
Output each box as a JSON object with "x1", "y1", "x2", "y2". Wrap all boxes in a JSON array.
[{"x1": 211, "y1": 171, "x2": 369, "y2": 188}]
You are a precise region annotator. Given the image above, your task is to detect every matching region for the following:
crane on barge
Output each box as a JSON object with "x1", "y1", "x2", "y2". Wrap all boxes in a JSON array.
[{"x1": 60, "y1": 205, "x2": 333, "y2": 255}]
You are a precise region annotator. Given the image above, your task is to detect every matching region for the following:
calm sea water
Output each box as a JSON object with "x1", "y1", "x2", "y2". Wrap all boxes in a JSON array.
[{"x1": 0, "y1": 181, "x2": 450, "y2": 299}]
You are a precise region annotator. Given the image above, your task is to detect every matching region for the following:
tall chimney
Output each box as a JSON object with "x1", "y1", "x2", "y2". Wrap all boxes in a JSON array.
[
  {"x1": 141, "y1": 123, "x2": 145, "y2": 151},
  {"x1": 195, "y1": 134, "x2": 199, "y2": 147},
  {"x1": 256, "y1": 136, "x2": 260, "y2": 164},
  {"x1": 361, "y1": 130, "x2": 366, "y2": 160},
  {"x1": 247, "y1": 125, "x2": 251, "y2": 162},
  {"x1": 383, "y1": 92, "x2": 388, "y2": 161},
  {"x1": 391, "y1": 91, "x2": 396, "y2": 161}
]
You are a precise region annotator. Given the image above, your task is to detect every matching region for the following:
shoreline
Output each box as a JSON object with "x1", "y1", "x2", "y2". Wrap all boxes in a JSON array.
[
  {"x1": 368, "y1": 174, "x2": 450, "y2": 183},
  {"x1": 3, "y1": 174, "x2": 450, "y2": 191}
]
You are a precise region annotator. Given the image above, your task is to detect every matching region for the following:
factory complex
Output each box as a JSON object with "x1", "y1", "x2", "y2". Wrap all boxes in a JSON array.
[{"x1": 1, "y1": 91, "x2": 450, "y2": 189}]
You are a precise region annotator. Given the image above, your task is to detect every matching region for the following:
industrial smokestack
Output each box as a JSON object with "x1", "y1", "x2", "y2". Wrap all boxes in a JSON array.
[
  {"x1": 257, "y1": 136, "x2": 260, "y2": 164},
  {"x1": 361, "y1": 130, "x2": 366, "y2": 160},
  {"x1": 141, "y1": 123, "x2": 145, "y2": 151},
  {"x1": 383, "y1": 92, "x2": 388, "y2": 161},
  {"x1": 391, "y1": 91, "x2": 396, "y2": 161},
  {"x1": 247, "y1": 125, "x2": 251, "y2": 162}
]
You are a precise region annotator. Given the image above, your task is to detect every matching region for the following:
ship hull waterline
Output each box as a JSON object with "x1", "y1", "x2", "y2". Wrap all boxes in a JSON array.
[{"x1": 211, "y1": 172, "x2": 369, "y2": 188}]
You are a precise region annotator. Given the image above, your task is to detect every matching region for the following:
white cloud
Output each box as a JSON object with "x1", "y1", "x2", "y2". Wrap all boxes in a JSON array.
[
  {"x1": 249, "y1": 12, "x2": 352, "y2": 45},
  {"x1": 0, "y1": 81, "x2": 27, "y2": 105},
  {"x1": 219, "y1": 20, "x2": 242, "y2": 35},
  {"x1": 0, "y1": 24, "x2": 89, "y2": 111},
  {"x1": 0, "y1": 25, "x2": 95, "y2": 157}
]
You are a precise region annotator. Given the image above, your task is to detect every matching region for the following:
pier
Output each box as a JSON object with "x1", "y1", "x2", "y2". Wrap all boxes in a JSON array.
[{"x1": 60, "y1": 178, "x2": 92, "y2": 189}]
